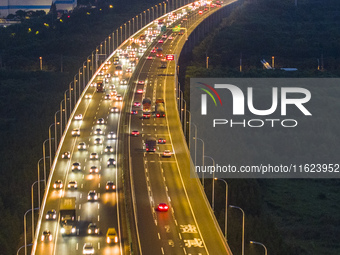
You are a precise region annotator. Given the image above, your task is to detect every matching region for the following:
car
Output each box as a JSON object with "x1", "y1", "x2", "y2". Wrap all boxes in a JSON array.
[
  {"x1": 131, "y1": 130, "x2": 140, "y2": 136},
  {"x1": 161, "y1": 34, "x2": 167, "y2": 39},
  {"x1": 78, "y1": 142, "x2": 87, "y2": 150},
  {"x1": 74, "y1": 114, "x2": 83, "y2": 120},
  {"x1": 89, "y1": 166, "x2": 99, "y2": 174},
  {"x1": 87, "y1": 190, "x2": 98, "y2": 201},
  {"x1": 68, "y1": 180, "x2": 78, "y2": 189},
  {"x1": 72, "y1": 162, "x2": 81, "y2": 171},
  {"x1": 158, "y1": 39, "x2": 164, "y2": 43},
  {"x1": 110, "y1": 107, "x2": 119, "y2": 113},
  {"x1": 134, "y1": 102, "x2": 141, "y2": 107},
  {"x1": 160, "y1": 63, "x2": 167, "y2": 69},
  {"x1": 106, "y1": 228, "x2": 118, "y2": 244},
  {"x1": 45, "y1": 210, "x2": 57, "y2": 220},
  {"x1": 120, "y1": 79, "x2": 128, "y2": 85},
  {"x1": 107, "y1": 131, "x2": 116, "y2": 139},
  {"x1": 90, "y1": 152, "x2": 98, "y2": 160},
  {"x1": 61, "y1": 151, "x2": 70, "y2": 159},
  {"x1": 109, "y1": 84, "x2": 116, "y2": 90},
  {"x1": 151, "y1": 48, "x2": 156, "y2": 53},
  {"x1": 147, "y1": 56, "x2": 153, "y2": 60},
  {"x1": 94, "y1": 138, "x2": 103, "y2": 145},
  {"x1": 110, "y1": 90, "x2": 117, "y2": 98},
  {"x1": 136, "y1": 89, "x2": 144, "y2": 94},
  {"x1": 106, "y1": 181, "x2": 116, "y2": 191},
  {"x1": 83, "y1": 243, "x2": 95, "y2": 254},
  {"x1": 105, "y1": 145, "x2": 114, "y2": 153},
  {"x1": 85, "y1": 94, "x2": 92, "y2": 99},
  {"x1": 87, "y1": 223, "x2": 99, "y2": 235},
  {"x1": 143, "y1": 113, "x2": 151, "y2": 119},
  {"x1": 126, "y1": 67, "x2": 132, "y2": 73},
  {"x1": 158, "y1": 138, "x2": 166, "y2": 144},
  {"x1": 93, "y1": 128, "x2": 103, "y2": 135},
  {"x1": 107, "y1": 158, "x2": 116, "y2": 167},
  {"x1": 157, "y1": 203, "x2": 169, "y2": 212},
  {"x1": 104, "y1": 94, "x2": 111, "y2": 100},
  {"x1": 163, "y1": 150, "x2": 172, "y2": 157},
  {"x1": 168, "y1": 35, "x2": 173, "y2": 40},
  {"x1": 72, "y1": 128, "x2": 80, "y2": 136},
  {"x1": 97, "y1": 118, "x2": 105, "y2": 124},
  {"x1": 129, "y1": 61, "x2": 136, "y2": 67},
  {"x1": 131, "y1": 110, "x2": 138, "y2": 114},
  {"x1": 41, "y1": 230, "x2": 53, "y2": 242},
  {"x1": 53, "y1": 180, "x2": 63, "y2": 189},
  {"x1": 116, "y1": 94, "x2": 123, "y2": 101},
  {"x1": 198, "y1": 10, "x2": 203, "y2": 14},
  {"x1": 138, "y1": 80, "x2": 145, "y2": 85}
]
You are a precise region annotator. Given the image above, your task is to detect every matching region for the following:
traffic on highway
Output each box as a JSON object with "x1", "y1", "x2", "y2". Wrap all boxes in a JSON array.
[{"x1": 32, "y1": 1, "x2": 231, "y2": 255}]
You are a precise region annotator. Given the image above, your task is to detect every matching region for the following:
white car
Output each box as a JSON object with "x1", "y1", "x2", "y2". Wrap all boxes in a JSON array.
[
  {"x1": 78, "y1": 142, "x2": 86, "y2": 150},
  {"x1": 105, "y1": 145, "x2": 114, "y2": 153},
  {"x1": 87, "y1": 191, "x2": 98, "y2": 201},
  {"x1": 68, "y1": 180, "x2": 77, "y2": 189},
  {"x1": 97, "y1": 118, "x2": 105, "y2": 124},
  {"x1": 72, "y1": 128, "x2": 80, "y2": 136},
  {"x1": 116, "y1": 94, "x2": 123, "y2": 101},
  {"x1": 83, "y1": 243, "x2": 94, "y2": 254},
  {"x1": 90, "y1": 153, "x2": 98, "y2": 160},
  {"x1": 94, "y1": 138, "x2": 103, "y2": 145},
  {"x1": 93, "y1": 128, "x2": 103, "y2": 135},
  {"x1": 85, "y1": 94, "x2": 92, "y2": 99},
  {"x1": 90, "y1": 166, "x2": 99, "y2": 174},
  {"x1": 107, "y1": 131, "x2": 116, "y2": 139},
  {"x1": 110, "y1": 107, "x2": 119, "y2": 113},
  {"x1": 74, "y1": 114, "x2": 83, "y2": 120}
]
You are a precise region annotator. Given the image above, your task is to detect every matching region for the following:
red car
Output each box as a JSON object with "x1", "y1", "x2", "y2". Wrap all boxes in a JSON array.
[
  {"x1": 157, "y1": 203, "x2": 169, "y2": 212},
  {"x1": 131, "y1": 130, "x2": 140, "y2": 136},
  {"x1": 158, "y1": 138, "x2": 166, "y2": 144}
]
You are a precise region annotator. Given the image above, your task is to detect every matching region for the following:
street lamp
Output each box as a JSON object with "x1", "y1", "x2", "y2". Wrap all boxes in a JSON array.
[
  {"x1": 214, "y1": 178, "x2": 228, "y2": 239},
  {"x1": 31, "y1": 180, "x2": 44, "y2": 241},
  {"x1": 229, "y1": 205, "x2": 245, "y2": 255},
  {"x1": 43, "y1": 138, "x2": 53, "y2": 189},
  {"x1": 192, "y1": 123, "x2": 197, "y2": 166},
  {"x1": 250, "y1": 241, "x2": 268, "y2": 255},
  {"x1": 17, "y1": 244, "x2": 32, "y2": 255},
  {"x1": 186, "y1": 109, "x2": 191, "y2": 149},
  {"x1": 24, "y1": 208, "x2": 38, "y2": 255},
  {"x1": 48, "y1": 123, "x2": 55, "y2": 167},
  {"x1": 193, "y1": 137, "x2": 205, "y2": 188},
  {"x1": 204, "y1": 156, "x2": 215, "y2": 209},
  {"x1": 54, "y1": 111, "x2": 61, "y2": 151}
]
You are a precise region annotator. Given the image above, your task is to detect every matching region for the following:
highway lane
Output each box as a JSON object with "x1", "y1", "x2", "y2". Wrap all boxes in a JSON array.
[
  {"x1": 35, "y1": 63, "x2": 127, "y2": 255},
  {"x1": 33, "y1": 2, "x2": 235, "y2": 255},
  {"x1": 126, "y1": 2, "x2": 235, "y2": 255}
]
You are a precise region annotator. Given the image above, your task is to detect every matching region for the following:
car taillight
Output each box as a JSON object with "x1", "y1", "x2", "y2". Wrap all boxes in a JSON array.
[{"x1": 157, "y1": 114, "x2": 160, "y2": 117}]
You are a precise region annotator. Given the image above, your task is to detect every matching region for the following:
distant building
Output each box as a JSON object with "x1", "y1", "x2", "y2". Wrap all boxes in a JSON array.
[{"x1": 0, "y1": 0, "x2": 77, "y2": 18}]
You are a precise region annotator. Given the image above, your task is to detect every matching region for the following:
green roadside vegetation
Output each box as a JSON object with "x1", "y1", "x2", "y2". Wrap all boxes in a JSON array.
[
  {"x1": 181, "y1": 0, "x2": 340, "y2": 254},
  {"x1": 0, "y1": 0, "x2": 160, "y2": 254}
]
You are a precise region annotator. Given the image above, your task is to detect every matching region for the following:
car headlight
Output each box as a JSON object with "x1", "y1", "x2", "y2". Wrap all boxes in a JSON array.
[
  {"x1": 61, "y1": 228, "x2": 65, "y2": 234},
  {"x1": 53, "y1": 215, "x2": 56, "y2": 219},
  {"x1": 107, "y1": 237, "x2": 110, "y2": 243},
  {"x1": 88, "y1": 229, "x2": 91, "y2": 234},
  {"x1": 71, "y1": 227, "x2": 76, "y2": 233},
  {"x1": 46, "y1": 215, "x2": 49, "y2": 219},
  {"x1": 88, "y1": 196, "x2": 91, "y2": 200},
  {"x1": 41, "y1": 235, "x2": 45, "y2": 241},
  {"x1": 94, "y1": 195, "x2": 98, "y2": 200}
]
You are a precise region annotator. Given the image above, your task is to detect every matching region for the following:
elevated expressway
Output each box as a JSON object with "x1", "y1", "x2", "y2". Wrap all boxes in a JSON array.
[{"x1": 32, "y1": 1, "x2": 237, "y2": 255}]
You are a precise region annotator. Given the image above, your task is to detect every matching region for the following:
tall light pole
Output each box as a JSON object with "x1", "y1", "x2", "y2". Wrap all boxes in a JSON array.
[
  {"x1": 215, "y1": 178, "x2": 228, "y2": 239},
  {"x1": 194, "y1": 137, "x2": 205, "y2": 188},
  {"x1": 54, "y1": 111, "x2": 60, "y2": 152},
  {"x1": 43, "y1": 138, "x2": 53, "y2": 189},
  {"x1": 24, "y1": 208, "x2": 38, "y2": 255},
  {"x1": 31, "y1": 180, "x2": 44, "y2": 242},
  {"x1": 48, "y1": 123, "x2": 55, "y2": 167},
  {"x1": 192, "y1": 123, "x2": 197, "y2": 166},
  {"x1": 204, "y1": 156, "x2": 215, "y2": 210},
  {"x1": 250, "y1": 241, "x2": 267, "y2": 255},
  {"x1": 229, "y1": 205, "x2": 245, "y2": 255},
  {"x1": 186, "y1": 109, "x2": 191, "y2": 149}
]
